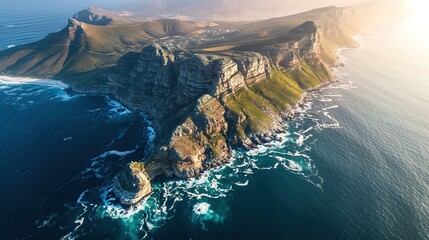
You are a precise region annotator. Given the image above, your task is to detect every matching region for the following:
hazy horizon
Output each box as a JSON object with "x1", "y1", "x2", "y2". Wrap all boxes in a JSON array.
[
  {"x1": 117, "y1": 0, "x2": 369, "y2": 20},
  {"x1": 0, "y1": 0, "x2": 375, "y2": 23}
]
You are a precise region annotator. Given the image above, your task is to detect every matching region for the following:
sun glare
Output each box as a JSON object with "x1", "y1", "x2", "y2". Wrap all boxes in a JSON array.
[
  {"x1": 408, "y1": 0, "x2": 429, "y2": 19},
  {"x1": 399, "y1": 0, "x2": 429, "y2": 42}
]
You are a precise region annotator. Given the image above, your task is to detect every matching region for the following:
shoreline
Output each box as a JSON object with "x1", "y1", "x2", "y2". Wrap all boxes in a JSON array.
[
  {"x1": 0, "y1": 75, "x2": 69, "y2": 89},
  {"x1": 0, "y1": 38, "x2": 360, "y2": 207}
]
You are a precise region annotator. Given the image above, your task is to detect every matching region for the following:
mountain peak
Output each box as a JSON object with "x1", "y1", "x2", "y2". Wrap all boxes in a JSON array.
[{"x1": 72, "y1": 6, "x2": 117, "y2": 26}]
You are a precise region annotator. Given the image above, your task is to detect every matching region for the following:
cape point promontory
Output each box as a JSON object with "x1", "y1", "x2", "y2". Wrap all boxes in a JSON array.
[{"x1": 0, "y1": 1, "x2": 404, "y2": 205}]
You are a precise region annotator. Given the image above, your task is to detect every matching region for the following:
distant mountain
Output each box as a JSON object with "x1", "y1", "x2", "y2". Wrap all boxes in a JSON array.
[
  {"x1": 0, "y1": 7, "x2": 210, "y2": 78},
  {"x1": 72, "y1": 6, "x2": 130, "y2": 26},
  {"x1": 120, "y1": 0, "x2": 366, "y2": 20},
  {"x1": 0, "y1": 0, "x2": 406, "y2": 79}
]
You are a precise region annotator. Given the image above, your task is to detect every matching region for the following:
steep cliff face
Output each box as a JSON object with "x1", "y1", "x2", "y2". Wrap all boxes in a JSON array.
[
  {"x1": 263, "y1": 21, "x2": 321, "y2": 71},
  {"x1": 165, "y1": 95, "x2": 231, "y2": 178},
  {"x1": 110, "y1": 21, "x2": 335, "y2": 205},
  {"x1": 104, "y1": 44, "x2": 271, "y2": 118}
]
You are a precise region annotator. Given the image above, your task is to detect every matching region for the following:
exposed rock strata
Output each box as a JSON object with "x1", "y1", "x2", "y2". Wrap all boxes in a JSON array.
[{"x1": 263, "y1": 21, "x2": 321, "y2": 70}]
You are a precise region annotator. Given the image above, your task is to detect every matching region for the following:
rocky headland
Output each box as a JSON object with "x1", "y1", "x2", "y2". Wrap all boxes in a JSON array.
[
  {"x1": 0, "y1": 2, "x2": 403, "y2": 205},
  {"x1": 106, "y1": 20, "x2": 341, "y2": 204}
]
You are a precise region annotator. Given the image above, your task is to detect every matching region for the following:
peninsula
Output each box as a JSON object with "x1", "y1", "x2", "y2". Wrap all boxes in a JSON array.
[{"x1": 0, "y1": 1, "x2": 403, "y2": 205}]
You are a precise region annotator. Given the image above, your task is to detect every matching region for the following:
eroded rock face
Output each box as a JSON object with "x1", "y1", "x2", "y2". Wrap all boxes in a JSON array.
[
  {"x1": 263, "y1": 21, "x2": 321, "y2": 70},
  {"x1": 233, "y1": 52, "x2": 270, "y2": 85},
  {"x1": 175, "y1": 55, "x2": 245, "y2": 104},
  {"x1": 138, "y1": 95, "x2": 230, "y2": 180},
  {"x1": 168, "y1": 95, "x2": 230, "y2": 178},
  {"x1": 106, "y1": 44, "x2": 270, "y2": 118}
]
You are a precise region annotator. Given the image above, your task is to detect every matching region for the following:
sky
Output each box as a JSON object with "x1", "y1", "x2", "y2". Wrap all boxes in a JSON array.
[{"x1": 0, "y1": 0, "x2": 385, "y2": 24}]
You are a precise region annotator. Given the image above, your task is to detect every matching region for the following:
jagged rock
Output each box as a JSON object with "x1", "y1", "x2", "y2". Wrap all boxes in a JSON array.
[
  {"x1": 105, "y1": 44, "x2": 271, "y2": 118},
  {"x1": 165, "y1": 95, "x2": 230, "y2": 178},
  {"x1": 233, "y1": 52, "x2": 271, "y2": 85}
]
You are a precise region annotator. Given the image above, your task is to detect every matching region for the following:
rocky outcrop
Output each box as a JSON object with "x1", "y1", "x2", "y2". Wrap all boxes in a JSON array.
[
  {"x1": 113, "y1": 162, "x2": 152, "y2": 205},
  {"x1": 234, "y1": 52, "x2": 270, "y2": 85},
  {"x1": 163, "y1": 94, "x2": 230, "y2": 178}
]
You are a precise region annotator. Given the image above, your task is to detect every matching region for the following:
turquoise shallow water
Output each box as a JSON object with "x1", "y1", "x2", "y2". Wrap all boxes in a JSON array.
[{"x1": 1, "y1": 2, "x2": 429, "y2": 239}]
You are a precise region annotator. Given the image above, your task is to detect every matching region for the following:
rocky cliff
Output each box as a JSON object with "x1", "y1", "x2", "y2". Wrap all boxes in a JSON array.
[{"x1": 107, "y1": 21, "x2": 336, "y2": 205}]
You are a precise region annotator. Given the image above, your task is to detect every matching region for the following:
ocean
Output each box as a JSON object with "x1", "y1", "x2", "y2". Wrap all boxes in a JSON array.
[{"x1": 0, "y1": 2, "x2": 428, "y2": 240}]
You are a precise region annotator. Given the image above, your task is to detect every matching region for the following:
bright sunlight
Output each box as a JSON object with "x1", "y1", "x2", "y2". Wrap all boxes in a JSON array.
[
  {"x1": 408, "y1": 0, "x2": 429, "y2": 19},
  {"x1": 399, "y1": 0, "x2": 429, "y2": 41}
]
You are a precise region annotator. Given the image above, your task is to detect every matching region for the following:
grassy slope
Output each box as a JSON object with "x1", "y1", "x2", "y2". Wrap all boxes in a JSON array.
[
  {"x1": 287, "y1": 61, "x2": 331, "y2": 90},
  {"x1": 225, "y1": 63, "x2": 330, "y2": 140}
]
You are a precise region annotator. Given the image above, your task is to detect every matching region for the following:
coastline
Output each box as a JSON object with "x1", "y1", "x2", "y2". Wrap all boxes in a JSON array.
[{"x1": 0, "y1": 33, "x2": 361, "y2": 207}]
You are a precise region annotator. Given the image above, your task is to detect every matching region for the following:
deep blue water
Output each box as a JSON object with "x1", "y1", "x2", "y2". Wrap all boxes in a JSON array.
[{"x1": 1, "y1": 2, "x2": 429, "y2": 240}]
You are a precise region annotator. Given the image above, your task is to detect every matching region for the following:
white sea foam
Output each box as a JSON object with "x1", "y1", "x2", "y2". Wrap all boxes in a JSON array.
[
  {"x1": 0, "y1": 75, "x2": 69, "y2": 89},
  {"x1": 193, "y1": 202, "x2": 210, "y2": 215},
  {"x1": 146, "y1": 125, "x2": 156, "y2": 142},
  {"x1": 86, "y1": 108, "x2": 102, "y2": 113},
  {"x1": 36, "y1": 213, "x2": 57, "y2": 228},
  {"x1": 322, "y1": 105, "x2": 339, "y2": 111},
  {"x1": 93, "y1": 149, "x2": 136, "y2": 160},
  {"x1": 285, "y1": 160, "x2": 303, "y2": 172},
  {"x1": 100, "y1": 186, "x2": 150, "y2": 219},
  {"x1": 246, "y1": 145, "x2": 269, "y2": 156},
  {"x1": 106, "y1": 128, "x2": 128, "y2": 147},
  {"x1": 7, "y1": 45, "x2": 15, "y2": 48},
  {"x1": 234, "y1": 180, "x2": 249, "y2": 186},
  {"x1": 56, "y1": 91, "x2": 75, "y2": 101},
  {"x1": 296, "y1": 133, "x2": 305, "y2": 147},
  {"x1": 106, "y1": 98, "x2": 131, "y2": 116}
]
